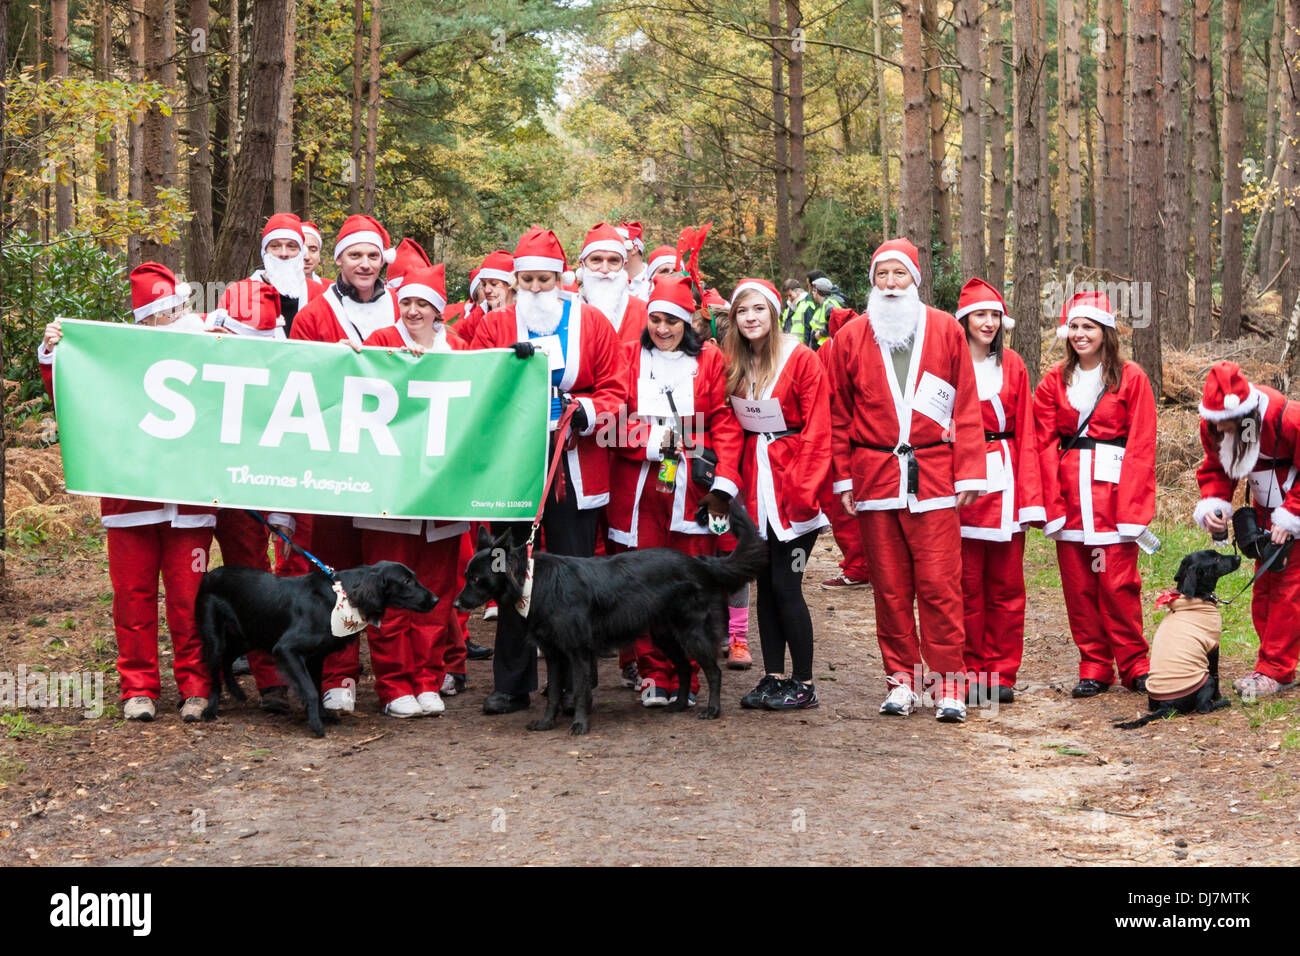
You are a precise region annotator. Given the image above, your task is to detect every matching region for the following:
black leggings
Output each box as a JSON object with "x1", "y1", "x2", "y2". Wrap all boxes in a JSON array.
[{"x1": 756, "y1": 525, "x2": 817, "y2": 682}]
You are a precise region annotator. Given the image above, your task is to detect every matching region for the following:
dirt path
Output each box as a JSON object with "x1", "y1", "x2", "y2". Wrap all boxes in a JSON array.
[{"x1": 1, "y1": 543, "x2": 1297, "y2": 866}]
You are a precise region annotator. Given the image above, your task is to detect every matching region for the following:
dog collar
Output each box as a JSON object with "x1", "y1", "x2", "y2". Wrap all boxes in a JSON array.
[
  {"x1": 514, "y1": 552, "x2": 535, "y2": 618},
  {"x1": 330, "y1": 581, "x2": 370, "y2": 636}
]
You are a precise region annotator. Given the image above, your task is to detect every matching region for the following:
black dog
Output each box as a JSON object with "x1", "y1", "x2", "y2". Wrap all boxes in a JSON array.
[
  {"x1": 453, "y1": 501, "x2": 767, "y2": 735},
  {"x1": 1115, "y1": 550, "x2": 1240, "y2": 729},
  {"x1": 197, "y1": 561, "x2": 436, "y2": 736}
]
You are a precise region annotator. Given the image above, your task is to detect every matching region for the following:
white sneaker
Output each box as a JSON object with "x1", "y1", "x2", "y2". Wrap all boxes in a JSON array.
[
  {"x1": 879, "y1": 681, "x2": 920, "y2": 716},
  {"x1": 417, "y1": 691, "x2": 445, "y2": 715},
  {"x1": 123, "y1": 696, "x2": 156, "y2": 721},
  {"x1": 935, "y1": 697, "x2": 967, "y2": 723},
  {"x1": 483, "y1": 605, "x2": 498, "y2": 621},
  {"x1": 322, "y1": 686, "x2": 355, "y2": 713},
  {"x1": 384, "y1": 694, "x2": 423, "y2": 718}
]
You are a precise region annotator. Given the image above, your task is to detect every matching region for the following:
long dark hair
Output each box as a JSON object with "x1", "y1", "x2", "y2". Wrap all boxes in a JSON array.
[
  {"x1": 1062, "y1": 323, "x2": 1123, "y2": 391},
  {"x1": 958, "y1": 313, "x2": 1005, "y2": 365},
  {"x1": 641, "y1": 319, "x2": 703, "y2": 357},
  {"x1": 1208, "y1": 406, "x2": 1263, "y2": 475}
]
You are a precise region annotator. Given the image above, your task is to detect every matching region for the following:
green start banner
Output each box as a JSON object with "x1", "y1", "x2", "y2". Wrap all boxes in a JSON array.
[{"x1": 54, "y1": 320, "x2": 550, "y2": 521}]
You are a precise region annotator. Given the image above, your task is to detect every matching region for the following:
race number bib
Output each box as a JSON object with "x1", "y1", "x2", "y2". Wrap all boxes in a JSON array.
[
  {"x1": 638, "y1": 379, "x2": 693, "y2": 419},
  {"x1": 1248, "y1": 469, "x2": 1286, "y2": 509},
  {"x1": 730, "y1": 397, "x2": 787, "y2": 433},
  {"x1": 1093, "y1": 443, "x2": 1125, "y2": 484},
  {"x1": 913, "y1": 372, "x2": 956, "y2": 427},
  {"x1": 531, "y1": 335, "x2": 565, "y2": 372}
]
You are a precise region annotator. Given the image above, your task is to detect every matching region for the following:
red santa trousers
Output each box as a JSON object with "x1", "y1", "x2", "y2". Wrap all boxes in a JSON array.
[
  {"x1": 213, "y1": 509, "x2": 284, "y2": 692},
  {"x1": 1251, "y1": 556, "x2": 1300, "y2": 684},
  {"x1": 273, "y1": 513, "x2": 315, "y2": 578},
  {"x1": 107, "y1": 524, "x2": 213, "y2": 701},
  {"x1": 819, "y1": 472, "x2": 871, "y2": 582},
  {"x1": 960, "y1": 533, "x2": 1027, "y2": 689},
  {"x1": 857, "y1": 507, "x2": 966, "y2": 699},
  {"x1": 1055, "y1": 540, "x2": 1150, "y2": 687},
  {"x1": 314, "y1": 515, "x2": 366, "y2": 693}
]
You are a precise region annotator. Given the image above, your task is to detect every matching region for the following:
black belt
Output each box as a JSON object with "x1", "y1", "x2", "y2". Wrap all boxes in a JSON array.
[
  {"x1": 850, "y1": 439, "x2": 946, "y2": 494},
  {"x1": 750, "y1": 427, "x2": 801, "y2": 441},
  {"x1": 985, "y1": 430, "x2": 1014, "y2": 442},
  {"x1": 1060, "y1": 436, "x2": 1127, "y2": 452},
  {"x1": 1259, "y1": 457, "x2": 1294, "y2": 471}
]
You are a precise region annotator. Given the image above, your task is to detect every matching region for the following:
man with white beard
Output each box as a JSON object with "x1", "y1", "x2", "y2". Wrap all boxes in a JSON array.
[
  {"x1": 469, "y1": 226, "x2": 627, "y2": 716},
  {"x1": 577, "y1": 222, "x2": 648, "y2": 347},
  {"x1": 827, "y1": 237, "x2": 986, "y2": 724},
  {"x1": 250, "y1": 213, "x2": 312, "y2": 331}
]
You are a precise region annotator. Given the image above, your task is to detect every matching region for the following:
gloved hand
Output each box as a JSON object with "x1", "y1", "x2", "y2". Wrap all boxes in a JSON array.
[
  {"x1": 699, "y1": 489, "x2": 731, "y2": 518},
  {"x1": 511, "y1": 341, "x2": 537, "y2": 359},
  {"x1": 562, "y1": 393, "x2": 589, "y2": 432}
]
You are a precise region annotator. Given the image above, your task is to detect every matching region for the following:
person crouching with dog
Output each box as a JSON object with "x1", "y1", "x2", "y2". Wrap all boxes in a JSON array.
[
  {"x1": 954, "y1": 278, "x2": 1045, "y2": 705},
  {"x1": 38, "y1": 263, "x2": 216, "y2": 723},
  {"x1": 727, "y1": 278, "x2": 832, "y2": 711},
  {"x1": 1192, "y1": 361, "x2": 1300, "y2": 698},
  {"x1": 607, "y1": 273, "x2": 743, "y2": 707},
  {"x1": 352, "y1": 264, "x2": 471, "y2": 717},
  {"x1": 469, "y1": 227, "x2": 627, "y2": 716},
  {"x1": 1033, "y1": 290, "x2": 1156, "y2": 699}
]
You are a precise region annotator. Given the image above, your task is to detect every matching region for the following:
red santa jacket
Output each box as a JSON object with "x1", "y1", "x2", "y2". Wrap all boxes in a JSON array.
[
  {"x1": 469, "y1": 294, "x2": 627, "y2": 510},
  {"x1": 289, "y1": 283, "x2": 395, "y2": 345},
  {"x1": 828, "y1": 306, "x2": 986, "y2": 512},
  {"x1": 1193, "y1": 385, "x2": 1300, "y2": 538},
  {"x1": 1034, "y1": 359, "x2": 1156, "y2": 545},
  {"x1": 37, "y1": 330, "x2": 216, "y2": 529},
  {"x1": 594, "y1": 294, "x2": 649, "y2": 348},
  {"x1": 306, "y1": 276, "x2": 328, "y2": 301},
  {"x1": 607, "y1": 340, "x2": 742, "y2": 546},
  {"x1": 737, "y1": 336, "x2": 832, "y2": 541},
  {"x1": 958, "y1": 347, "x2": 1046, "y2": 540}
]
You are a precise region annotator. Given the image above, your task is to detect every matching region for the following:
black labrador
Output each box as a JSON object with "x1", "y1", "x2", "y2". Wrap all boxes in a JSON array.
[
  {"x1": 453, "y1": 500, "x2": 767, "y2": 735},
  {"x1": 197, "y1": 561, "x2": 436, "y2": 736},
  {"x1": 1115, "y1": 550, "x2": 1240, "y2": 729}
]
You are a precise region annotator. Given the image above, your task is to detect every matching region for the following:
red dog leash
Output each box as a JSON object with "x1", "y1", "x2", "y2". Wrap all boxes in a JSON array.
[{"x1": 527, "y1": 402, "x2": 577, "y2": 551}]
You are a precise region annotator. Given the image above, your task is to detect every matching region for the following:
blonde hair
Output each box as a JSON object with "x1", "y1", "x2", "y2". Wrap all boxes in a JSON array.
[{"x1": 725, "y1": 288, "x2": 786, "y2": 398}]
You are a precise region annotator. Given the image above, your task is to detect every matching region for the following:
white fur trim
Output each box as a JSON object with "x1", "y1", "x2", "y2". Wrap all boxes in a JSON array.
[
  {"x1": 477, "y1": 267, "x2": 514, "y2": 286},
  {"x1": 1193, "y1": 496, "x2": 1234, "y2": 531},
  {"x1": 648, "y1": 255, "x2": 676, "y2": 277},
  {"x1": 954, "y1": 479, "x2": 987, "y2": 494},
  {"x1": 579, "y1": 239, "x2": 626, "y2": 262},
  {"x1": 468, "y1": 275, "x2": 482, "y2": 298},
  {"x1": 301, "y1": 223, "x2": 322, "y2": 245},
  {"x1": 1055, "y1": 324, "x2": 1069, "y2": 339},
  {"x1": 396, "y1": 283, "x2": 446, "y2": 313},
  {"x1": 576, "y1": 396, "x2": 597, "y2": 437},
  {"x1": 646, "y1": 423, "x2": 670, "y2": 462},
  {"x1": 1200, "y1": 385, "x2": 1260, "y2": 421},
  {"x1": 260, "y1": 227, "x2": 303, "y2": 256},
  {"x1": 513, "y1": 255, "x2": 564, "y2": 274},
  {"x1": 1001, "y1": 316, "x2": 1015, "y2": 330},
  {"x1": 732, "y1": 281, "x2": 781, "y2": 316},
  {"x1": 954, "y1": 299, "x2": 1005, "y2": 321},
  {"x1": 1066, "y1": 304, "x2": 1116, "y2": 328},
  {"x1": 1043, "y1": 516, "x2": 1066, "y2": 538},
  {"x1": 37, "y1": 342, "x2": 54, "y2": 365},
  {"x1": 133, "y1": 287, "x2": 190, "y2": 322},
  {"x1": 712, "y1": 476, "x2": 740, "y2": 499},
  {"x1": 870, "y1": 249, "x2": 921, "y2": 287},
  {"x1": 333, "y1": 230, "x2": 388, "y2": 262},
  {"x1": 1271, "y1": 506, "x2": 1300, "y2": 536},
  {"x1": 647, "y1": 299, "x2": 693, "y2": 323},
  {"x1": 832, "y1": 478, "x2": 853, "y2": 495}
]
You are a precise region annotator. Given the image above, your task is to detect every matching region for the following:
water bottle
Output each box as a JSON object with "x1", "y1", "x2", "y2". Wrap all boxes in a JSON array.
[{"x1": 657, "y1": 428, "x2": 678, "y2": 494}]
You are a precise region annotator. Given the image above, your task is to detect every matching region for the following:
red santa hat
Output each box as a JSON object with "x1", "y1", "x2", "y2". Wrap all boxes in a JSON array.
[
  {"x1": 1057, "y1": 289, "x2": 1115, "y2": 339},
  {"x1": 731, "y1": 278, "x2": 782, "y2": 316},
  {"x1": 395, "y1": 264, "x2": 447, "y2": 314},
  {"x1": 467, "y1": 267, "x2": 483, "y2": 299},
  {"x1": 647, "y1": 274, "x2": 697, "y2": 323},
  {"x1": 702, "y1": 287, "x2": 729, "y2": 312},
  {"x1": 300, "y1": 221, "x2": 323, "y2": 248},
  {"x1": 386, "y1": 237, "x2": 431, "y2": 289},
  {"x1": 955, "y1": 277, "x2": 1013, "y2": 330},
  {"x1": 513, "y1": 227, "x2": 566, "y2": 274},
  {"x1": 130, "y1": 262, "x2": 192, "y2": 322},
  {"x1": 617, "y1": 221, "x2": 644, "y2": 254},
  {"x1": 260, "y1": 213, "x2": 305, "y2": 257},
  {"x1": 1199, "y1": 361, "x2": 1261, "y2": 421},
  {"x1": 333, "y1": 214, "x2": 396, "y2": 264},
  {"x1": 869, "y1": 237, "x2": 922, "y2": 287},
  {"x1": 477, "y1": 249, "x2": 515, "y2": 287},
  {"x1": 217, "y1": 279, "x2": 283, "y2": 332},
  {"x1": 647, "y1": 244, "x2": 677, "y2": 277},
  {"x1": 579, "y1": 223, "x2": 627, "y2": 264}
]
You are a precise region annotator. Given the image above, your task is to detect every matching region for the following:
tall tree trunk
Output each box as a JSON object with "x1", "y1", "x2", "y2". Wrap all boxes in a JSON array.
[
  {"x1": 875, "y1": 0, "x2": 890, "y2": 240},
  {"x1": 769, "y1": 0, "x2": 792, "y2": 279},
  {"x1": 1036, "y1": 0, "x2": 1051, "y2": 274},
  {"x1": 1282, "y1": 0, "x2": 1300, "y2": 323},
  {"x1": 0, "y1": 0, "x2": 9, "y2": 579},
  {"x1": 94, "y1": 0, "x2": 118, "y2": 209},
  {"x1": 1218, "y1": 0, "x2": 1243, "y2": 340},
  {"x1": 211, "y1": 0, "x2": 287, "y2": 280},
  {"x1": 786, "y1": 0, "x2": 807, "y2": 272},
  {"x1": 1260, "y1": 0, "x2": 1283, "y2": 280},
  {"x1": 900, "y1": 0, "x2": 933, "y2": 299},
  {"x1": 273, "y1": 0, "x2": 296, "y2": 211},
  {"x1": 187, "y1": 0, "x2": 215, "y2": 280},
  {"x1": 1063, "y1": 0, "x2": 1081, "y2": 263},
  {"x1": 1130, "y1": 0, "x2": 1163, "y2": 394},
  {"x1": 349, "y1": 0, "x2": 364, "y2": 213},
  {"x1": 128, "y1": 0, "x2": 145, "y2": 267},
  {"x1": 52, "y1": 0, "x2": 72, "y2": 232},
  {"x1": 1161, "y1": 0, "x2": 1189, "y2": 349},
  {"x1": 925, "y1": 0, "x2": 951, "y2": 262},
  {"x1": 957, "y1": 0, "x2": 984, "y2": 278},
  {"x1": 1098, "y1": 0, "x2": 1125, "y2": 272},
  {"x1": 1011, "y1": 0, "x2": 1041, "y2": 383},
  {"x1": 987, "y1": 0, "x2": 1006, "y2": 291},
  {"x1": 362, "y1": 0, "x2": 380, "y2": 215},
  {"x1": 141, "y1": 0, "x2": 179, "y2": 269},
  {"x1": 227, "y1": 0, "x2": 240, "y2": 177},
  {"x1": 1056, "y1": 4, "x2": 1067, "y2": 266}
]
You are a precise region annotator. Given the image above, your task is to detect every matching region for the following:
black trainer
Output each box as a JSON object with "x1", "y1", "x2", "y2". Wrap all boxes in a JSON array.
[
  {"x1": 995, "y1": 685, "x2": 1015, "y2": 704},
  {"x1": 466, "y1": 641, "x2": 493, "y2": 661},
  {"x1": 764, "y1": 679, "x2": 819, "y2": 710},
  {"x1": 740, "y1": 675, "x2": 784, "y2": 709},
  {"x1": 482, "y1": 691, "x2": 529, "y2": 714},
  {"x1": 1071, "y1": 678, "x2": 1110, "y2": 698}
]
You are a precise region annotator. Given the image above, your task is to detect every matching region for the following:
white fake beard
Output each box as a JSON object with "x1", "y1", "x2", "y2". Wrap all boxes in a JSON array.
[
  {"x1": 1218, "y1": 427, "x2": 1262, "y2": 480},
  {"x1": 261, "y1": 251, "x2": 309, "y2": 303},
  {"x1": 162, "y1": 312, "x2": 207, "y2": 334},
  {"x1": 867, "y1": 285, "x2": 922, "y2": 351},
  {"x1": 517, "y1": 287, "x2": 564, "y2": 335},
  {"x1": 580, "y1": 266, "x2": 629, "y2": 322}
]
